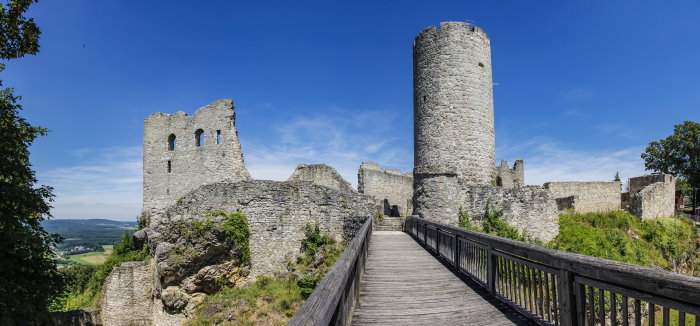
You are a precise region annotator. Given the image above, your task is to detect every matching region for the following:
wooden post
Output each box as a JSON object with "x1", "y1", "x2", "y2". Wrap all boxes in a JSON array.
[
  {"x1": 453, "y1": 235, "x2": 460, "y2": 268},
  {"x1": 557, "y1": 271, "x2": 579, "y2": 326},
  {"x1": 487, "y1": 246, "x2": 497, "y2": 297}
]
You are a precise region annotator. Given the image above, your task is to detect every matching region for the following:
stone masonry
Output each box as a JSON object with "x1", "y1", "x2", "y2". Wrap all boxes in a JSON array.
[
  {"x1": 413, "y1": 22, "x2": 496, "y2": 185},
  {"x1": 357, "y1": 162, "x2": 413, "y2": 217},
  {"x1": 151, "y1": 180, "x2": 375, "y2": 277},
  {"x1": 287, "y1": 164, "x2": 355, "y2": 193},
  {"x1": 142, "y1": 99, "x2": 251, "y2": 213},
  {"x1": 628, "y1": 174, "x2": 676, "y2": 220},
  {"x1": 101, "y1": 261, "x2": 154, "y2": 326},
  {"x1": 411, "y1": 22, "x2": 560, "y2": 240},
  {"x1": 495, "y1": 160, "x2": 524, "y2": 188},
  {"x1": 414, "y1": 175, "x2": 559, "y2": 242},
  {"x1": 544, "y1": 181, "x2": 621, "y2": 213}
]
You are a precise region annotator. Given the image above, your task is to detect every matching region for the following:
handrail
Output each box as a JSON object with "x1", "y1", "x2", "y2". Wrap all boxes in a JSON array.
[
  {"x1": 288, "y1": 217, "x2": 373, "y2": 326},
  {"x1": 406, "y1": 216, "x2": 700, "y2": 326}
]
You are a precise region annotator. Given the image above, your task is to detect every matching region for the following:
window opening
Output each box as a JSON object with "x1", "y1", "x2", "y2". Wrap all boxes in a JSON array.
[
  {"x1": 195, "y1": 129, "x2": 204, "y2": 147},
  {"x1": 168, "y1": 134, "x2": 177, "y2": 150},
  {"x1": 216, "y1": 130, "x2": 221, "y2": 144},
  {"x1": 167, "y1": 160, "x2": 172, "y2": 173}
]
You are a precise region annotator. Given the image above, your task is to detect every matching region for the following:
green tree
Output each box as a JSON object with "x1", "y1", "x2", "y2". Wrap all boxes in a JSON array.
[
  {"x1": 0, "y1": 0, "x2": 61, "y2": 323},
  {"x1": 641, "y1": 121, "x2": 700, "y2": 189},
  {"x1": 613, "y1": 171, "x2": 620, "y2": 182}
]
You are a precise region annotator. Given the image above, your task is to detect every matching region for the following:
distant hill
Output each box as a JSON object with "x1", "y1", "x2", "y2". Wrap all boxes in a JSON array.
[{"x1": 42, "y1": 219, "x2": 137, "y2": 254}]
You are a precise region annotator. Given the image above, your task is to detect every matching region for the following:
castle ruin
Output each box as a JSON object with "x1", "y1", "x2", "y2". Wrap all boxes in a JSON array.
[
  {"x1": 142, "y1": 99, "x2": 250, "y2": 213},
  {"x1": 95, "y1": 21, "x2": 681, "y2": 326}
]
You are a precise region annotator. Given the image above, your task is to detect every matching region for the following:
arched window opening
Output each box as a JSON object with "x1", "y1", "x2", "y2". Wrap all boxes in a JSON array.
[
  {"x1": 195, "y1": 129, "x2": 204, "y2": 147},
  {"x1": 496, "y1": 176, "x2": 503, "y2": 187},
  {"x1": 168, "y1": 134, "x2": 177, "y2": 151},
  {"x1": 216, "y1": 130, "x2": 221, "y2": 144}
]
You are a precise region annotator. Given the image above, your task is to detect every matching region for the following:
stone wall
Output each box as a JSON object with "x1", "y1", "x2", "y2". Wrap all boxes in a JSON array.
[
  {"x1": 143, "y1": 99, "x2": 251, "y2": 213},
  {"x1": 413, "y1": 22, "x2": 495, "y2": 185},
  {"x1": 357, "y1": 162, "x2": 413, "y2": 216},
  {"x1": 413, "y1": 174, "x2": 559, "y2": 242},
  {"x1": 151, "y1": 180, "x2": 375, "y2": 276},
  {"x1": 628, "y1": 174, "x2": 676, "y2": 220},
  {"x1": 495, "y1": 160, "x2": 524, "y2": 188},
  {"x1": 288, "y1": 164, "x2": 354, "y2": 193},
  {"x1": 544, "y1": 181, "x2": 621, "y2": 213},
  {"x1": 101, "y1": 261, "x2": 154, "y2": 326}
]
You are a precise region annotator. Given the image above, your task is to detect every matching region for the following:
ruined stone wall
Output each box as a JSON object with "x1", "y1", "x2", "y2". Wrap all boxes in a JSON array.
[
  {"x1": 101, "y1": 261, "x2": 154, "y2": 326},
  {"x1": 413, "y1": 22, "x2": 495, "y2": 186},
  {"x1": 629, "y1": 174, "x2": 676, "y2": 220},
  {"x1": 544, "y1": 181, "x2": 621, "y2": 213},
  {"x1": 143, "y1": 99, "x2": 250, "y2": 213},
  {"x1": 495, "y1": 160, "x2": 524, "y2": 188},
  {"x1": 151, "y1": 180, "x2": 375, "y2": 276},
  {"x1": 414, "y1": 175, "x2": 559, "y2": 242},
  {"x1": 357, "y1": 162, "x2": 413, "y2": 216},
  {"x1": 287, "y1": 164, "x2": 354, "y2": 193}
]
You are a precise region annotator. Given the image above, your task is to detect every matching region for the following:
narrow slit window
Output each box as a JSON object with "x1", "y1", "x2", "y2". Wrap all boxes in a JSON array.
[
  {"x1": 168, "y1": 134, "x2": 177, "y2": 150},
  {"x1": 195, "y1": 129, "x2": 204, "y2": 147},
  {"x1": 167, "y1": 160, "x2": 172, "y2": 173},
  {"x1": 216, "y1": 130, "x2": 221, "y2": 144}
]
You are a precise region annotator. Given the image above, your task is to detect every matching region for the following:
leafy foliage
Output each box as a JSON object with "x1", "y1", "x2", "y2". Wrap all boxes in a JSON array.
[
  {"x1": 548, "y1": 211, "x2": 698, "y2": 275},
  {"x1": 614, "y1": 171, "x2": 620, "y2": 181},
  {"x1": 300, "y1": 223, "x2": 333, "y2": 257},
  {"x1": 641, "y1": 121, "x2": 700, "y2": 188},
  {"x1": 0, "y1": 1, "x2": 62, "y2": 321},
  {"x1": 213, "y1": 210, "x2": 251, "y2": 266}
]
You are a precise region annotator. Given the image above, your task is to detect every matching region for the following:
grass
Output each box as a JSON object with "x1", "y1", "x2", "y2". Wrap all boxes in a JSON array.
[
  {"x1": 547, "y1": 211, "x2": 698, "y2": 274},
  {"x1": 185, "y1": 276, "x2": 304, "y2": 326},
  {"x1": 68, "y1": 251, "x2": 110, "y2": 265}
]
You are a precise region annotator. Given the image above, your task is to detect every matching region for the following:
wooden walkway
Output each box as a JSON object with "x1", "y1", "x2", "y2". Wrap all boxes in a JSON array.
[{"x1": 351, "y1": 231, "x2": 535, "y2": 326}]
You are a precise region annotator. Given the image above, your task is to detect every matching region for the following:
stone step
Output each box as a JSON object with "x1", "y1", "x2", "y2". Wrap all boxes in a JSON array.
[{"x1": 373, "y1": 217, "x2": 403, "y2": 231}]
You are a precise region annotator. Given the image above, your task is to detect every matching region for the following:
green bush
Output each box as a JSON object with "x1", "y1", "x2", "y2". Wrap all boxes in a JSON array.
[
  {"x1": 210, "y1": 211, "x2": 251, "y2": 266},
  {"x1": 300, "y1": 224, "x2": 333, "y2": 257}
]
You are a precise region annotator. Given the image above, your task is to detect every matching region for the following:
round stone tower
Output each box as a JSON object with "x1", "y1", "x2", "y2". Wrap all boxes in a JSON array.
[
  {"x1": 413, "y1": 21, "x2": 495, "y2": 183},
  {"x1": 413, "y1": 22, "x2": 496, "y2": 221}
]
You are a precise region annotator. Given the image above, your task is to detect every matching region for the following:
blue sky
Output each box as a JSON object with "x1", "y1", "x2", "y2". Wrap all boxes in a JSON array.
[{"x1": 4, "y1": 1, "x2": 699, "y2": 221}]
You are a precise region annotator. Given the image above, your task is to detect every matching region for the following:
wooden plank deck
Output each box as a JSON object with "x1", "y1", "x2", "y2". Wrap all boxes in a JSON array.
[{"x1": 351, "y1": 231, "x2": 536, "y2": 326}]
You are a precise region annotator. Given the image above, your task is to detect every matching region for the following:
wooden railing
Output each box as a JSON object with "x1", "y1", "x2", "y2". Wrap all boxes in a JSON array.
[
  {"x1": 407, "y1": 216, "x2": 700, "y2": 326},
  {"x1": 288, "y1": 217, "x2": 373, "y2": 326}
]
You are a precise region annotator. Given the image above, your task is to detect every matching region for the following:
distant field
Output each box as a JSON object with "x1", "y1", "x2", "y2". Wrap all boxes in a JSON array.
[{"x1": 69, "y1": 250, "x2": 111, "y2": 265}]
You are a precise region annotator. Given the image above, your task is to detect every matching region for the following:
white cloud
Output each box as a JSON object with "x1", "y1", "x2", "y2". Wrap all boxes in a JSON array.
[
  {"x1": 515, "y1": 141, "x2": 647, "y2": 186},
  {"x1": 38, "y1": 146, "x2": 142, "y2": 221},
  {"x1": 243, "y1": 109, "x2": 412, "y2": 188}
]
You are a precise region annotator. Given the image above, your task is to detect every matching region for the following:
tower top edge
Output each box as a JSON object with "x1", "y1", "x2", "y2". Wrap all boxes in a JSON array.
[{"x1": 414, "y1": 21, "x2": 490, "y2": 44}]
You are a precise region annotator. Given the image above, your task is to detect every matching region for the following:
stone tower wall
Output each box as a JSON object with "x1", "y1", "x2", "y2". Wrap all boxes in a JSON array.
[
  {"x1": 143, "y1": 99, "x2": 250, "y2": 213},
  {"x1": 413, "y1": 22, "x2": 495, "y2": 183}
]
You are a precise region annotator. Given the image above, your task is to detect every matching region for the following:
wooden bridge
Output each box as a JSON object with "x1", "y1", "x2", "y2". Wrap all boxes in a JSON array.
[{"x1": 289, "y1": 217, "x2": 700, "y2": 326}]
